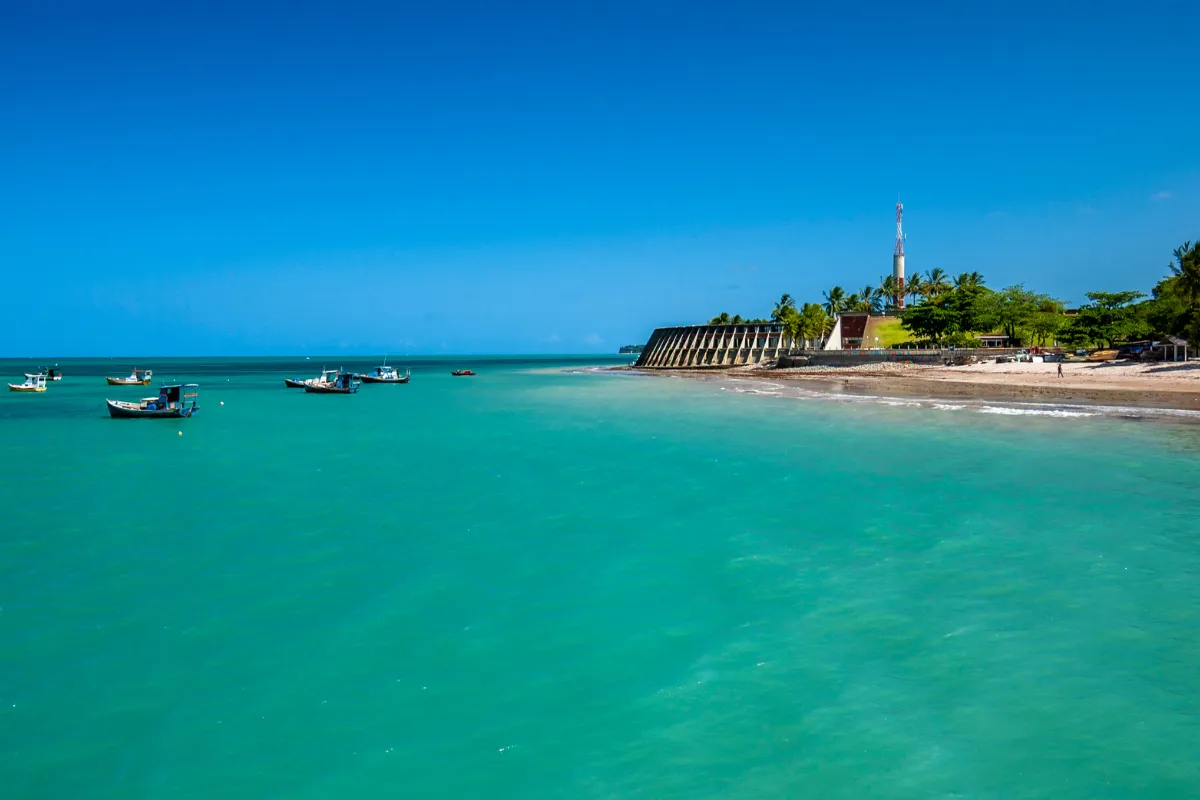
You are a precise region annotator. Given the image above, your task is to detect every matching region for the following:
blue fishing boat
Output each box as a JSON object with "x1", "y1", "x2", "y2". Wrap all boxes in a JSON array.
[{"x1": 107, "y1": 384, "x2": 199, "y2": 418}]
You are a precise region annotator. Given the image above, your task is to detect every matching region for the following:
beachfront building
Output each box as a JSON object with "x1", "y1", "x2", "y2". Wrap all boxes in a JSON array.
[
  {"x1": 635, "y1": 323, "x2": 793, "y2": 368},
  {"x1": 822, "y1": 312, "x2": 870, "y2": 350},
  {"x1": 1160, "y1": 336, "x2": 1191, "y2": 361},
  {"x1": 977, "y1": 334, "x2": 1011, "y2": 348}
]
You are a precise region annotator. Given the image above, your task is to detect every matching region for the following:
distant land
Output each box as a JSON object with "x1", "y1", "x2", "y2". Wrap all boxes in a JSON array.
[{"x1": 618, "y1": 344, "x2": 644, "y2": 354}]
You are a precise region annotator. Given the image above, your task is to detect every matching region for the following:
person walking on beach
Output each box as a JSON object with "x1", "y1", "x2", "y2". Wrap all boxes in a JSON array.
[{"x1": 1057, "y1": 362, "x2": 1064, "y2": 378}]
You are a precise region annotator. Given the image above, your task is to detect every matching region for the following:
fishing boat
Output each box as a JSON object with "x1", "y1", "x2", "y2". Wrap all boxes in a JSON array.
[
  {"x1": 304, "y1": 372, "x2": 359, "y2": 394},
  {"x1": 106, "y1": 384, "x2": 199, "y2": 418},
  {"x1": 107, "y1": 368, "x2": 153, "y2": 386},
  {"x1": 451, "y1": 369, "x2": 476, "y2": 377},
  {"x1": 28, "y1": 367, "x2": 62, "y2": 381},
  {"x1": 8, "y1": 373, "x2": 47, "y2": 392},
  {"x1": 359, "y1": 365, "x2": 410, "y2": 384},
  {"x1": 284, "y1": 368, "x2": 338, "y2": 389}
]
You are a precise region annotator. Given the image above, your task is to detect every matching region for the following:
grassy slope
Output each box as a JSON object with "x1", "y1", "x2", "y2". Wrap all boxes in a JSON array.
[{"x1": 864, "y1": 317, "x2": 914, "y2": 348}]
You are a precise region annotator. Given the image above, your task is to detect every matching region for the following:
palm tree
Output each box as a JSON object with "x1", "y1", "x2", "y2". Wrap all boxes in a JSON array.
[
  {"x1": 953, "y1": 271, "x2": 985, "y2": 289},
  {"x1": 879, "y1": 275, "x2": 899, "y2": 309},
  {"x1": 709, "y1": 312, "x2": 732, "y2": 325},
  {"x1": 1169, "y1": 241, "x2": 1200, "y2": 308},
  {"x1": 926, "y1": 268, "x2": 950, "y2": 298},
  {"x1": 823, "y1": 286, "x2": 847, "y2": 315},
  {"x1": 731, "y1": 314, "x2": 745, "y2": 324},
  {"x1": 905, "y1": 271, "x2": 926, "y2": 303},
  {"x1": 771, "y1": 293, "x2": 796, "y2": 322},
  {"x1": 855, "y1": 284, "x2": 881, "y2": 313}
]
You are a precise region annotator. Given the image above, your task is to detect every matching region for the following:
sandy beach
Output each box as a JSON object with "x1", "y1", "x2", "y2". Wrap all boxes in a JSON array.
[{"x1": 634, "y1": 360, "x2": 1200, "y2": 412}]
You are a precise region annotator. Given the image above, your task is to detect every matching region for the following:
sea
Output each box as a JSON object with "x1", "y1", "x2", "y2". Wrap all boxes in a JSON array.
[{"x1": 2, "y1": 356, "x2": 1199, "y2": 798}]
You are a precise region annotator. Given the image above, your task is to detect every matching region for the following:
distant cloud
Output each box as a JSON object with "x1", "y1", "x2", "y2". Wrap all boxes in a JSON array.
[
  {"x1": 583, "y1": 333, "x2": 604, "y2": 345},
  {"x1": 1153, "y1": 190, "x2": 1173, "y2": 201}
]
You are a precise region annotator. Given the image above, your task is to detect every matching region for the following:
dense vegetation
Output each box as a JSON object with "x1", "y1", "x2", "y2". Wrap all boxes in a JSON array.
[{"x1": 708, "y1": 241, "x2": 1200, "y2": 349}]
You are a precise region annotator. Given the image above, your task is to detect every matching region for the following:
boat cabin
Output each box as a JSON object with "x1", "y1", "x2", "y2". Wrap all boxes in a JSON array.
[
  {"x1": 334, "y1": 373, "x2": 357, "y2": 390},
  {"x1": 130, "y1": 368, "x2": 152, "y2": 381},
  {"x1": 145, "y1": 384, "x2": 199, "y2": 411}
]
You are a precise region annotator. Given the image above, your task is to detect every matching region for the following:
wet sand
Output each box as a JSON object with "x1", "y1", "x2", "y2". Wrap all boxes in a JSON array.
[{"x1": 625, "y1": 360, "x2": 1200, "y2": 412}]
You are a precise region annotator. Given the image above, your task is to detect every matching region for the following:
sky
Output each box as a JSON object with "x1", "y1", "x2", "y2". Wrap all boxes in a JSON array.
[{"x1": 1, "y1": 0, "x2": 1198, "y2": 356}]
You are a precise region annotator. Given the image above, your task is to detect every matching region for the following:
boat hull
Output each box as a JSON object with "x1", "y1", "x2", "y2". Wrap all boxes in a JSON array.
[
  {"x1": 8, "y1": 384, "x2": 46, "y2": 392},
  {"x1": 284, "y1": 378, "x2": 307, "y2": 388},
  {"x1": 106, "y1": 400, "x2": 196, "y2": 418},
  {"x1": 359, "y1": 375, "x2": 410, "y2": 384},
  {"x1": 107, "y1": 378, "x2": 152, "y2": 386},
  {"x1": 304, "y1": 385, "x2": 359, "y2": 394}
]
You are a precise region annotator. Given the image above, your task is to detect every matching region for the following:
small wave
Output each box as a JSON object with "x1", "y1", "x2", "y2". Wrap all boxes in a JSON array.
[{"x1": 977, "y1": 406, "x2": 1095, "y2": 418}]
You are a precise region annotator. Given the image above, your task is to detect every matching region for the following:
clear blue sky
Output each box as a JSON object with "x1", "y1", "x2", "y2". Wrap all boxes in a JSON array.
[{"x1": 2, "y1": 0, "x2": 1197, "y2": 356}]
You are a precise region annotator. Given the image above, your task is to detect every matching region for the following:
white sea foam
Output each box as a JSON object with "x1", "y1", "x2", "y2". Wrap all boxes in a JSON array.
[{"x1": 978, "y1": 406, "x2": 1096, "y2": 418}]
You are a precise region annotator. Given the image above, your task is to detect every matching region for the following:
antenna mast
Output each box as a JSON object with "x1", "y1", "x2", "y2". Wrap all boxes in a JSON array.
[{"x1": 892, "y1": 202, "x2": 906, "y2": 310}]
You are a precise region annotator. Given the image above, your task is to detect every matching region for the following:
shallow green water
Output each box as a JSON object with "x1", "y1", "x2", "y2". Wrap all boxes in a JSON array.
[{"x1": 2, "y1": 357, "x2": 1199, "y2": 798}]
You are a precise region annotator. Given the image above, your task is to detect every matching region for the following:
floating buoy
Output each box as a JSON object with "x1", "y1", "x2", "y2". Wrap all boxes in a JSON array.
[
  {"x1": 220, "y1": 401, "x2": 224, "y2": 406},
  {"x1": 177, "y1": 431, "x2": 182, "y2": 436}
]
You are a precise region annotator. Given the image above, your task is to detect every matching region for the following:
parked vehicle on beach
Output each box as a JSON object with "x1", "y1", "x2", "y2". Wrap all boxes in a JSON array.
[
  {"x1": 107, "y1": 368, "x2": 153, "y2": 386},
  {"x1": 106, "y1": 384, "x2": 199, "y2": 418},
  {"x1": 8, "y1": 373, "x2": 47, "y2": 392}
]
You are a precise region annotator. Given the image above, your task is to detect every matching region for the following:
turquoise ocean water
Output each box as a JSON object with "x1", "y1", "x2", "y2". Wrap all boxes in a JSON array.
[{"x1": 2, "y1": 356, "x2": 1199, "y2": 798}]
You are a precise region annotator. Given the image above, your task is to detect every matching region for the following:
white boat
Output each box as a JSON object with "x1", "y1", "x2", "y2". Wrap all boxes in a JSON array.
[
  {"x1": 285, "y1": 368, "x2": 339, "y2": 389},
  {"x1": 8, "y1": 373, "x2": 47, "y2": 393}
]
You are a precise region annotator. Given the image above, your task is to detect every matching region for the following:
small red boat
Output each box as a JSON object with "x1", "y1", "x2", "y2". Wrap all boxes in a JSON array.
[{"x1": 451, "y1": 369, "x2": 476, "y2": 376}]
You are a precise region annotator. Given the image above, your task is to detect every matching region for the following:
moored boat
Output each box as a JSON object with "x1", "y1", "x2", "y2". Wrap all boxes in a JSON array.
[
  {"x1": 106, "y1": 384, "x2": 199, "y2": 418},
  {"x1": 284, "y1": 368, "x2": 339, "y2": 389},
  {"x1": 107, "y1": 368, "x2": 153, "y2": 386},
  {"x1": 304, "y1": 372, "x2": 360, "y2": 394},
  {"x1": 28, "y1": 367, "x2": 62, "y2": 381},
  {"x1": 451, "y1": 369, "x2": 476, "y2": 376},
  {"x1": 8, "y1": 373, "x2": 47, "y2": 392},
  {"x1": 359, "y1": 365, "x2": 410, "y2": 384}
]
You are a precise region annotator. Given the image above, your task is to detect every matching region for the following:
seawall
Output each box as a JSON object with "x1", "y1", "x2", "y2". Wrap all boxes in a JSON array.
[{"x1": 635, "y1": 324, "x2": 793, "y2": 368}]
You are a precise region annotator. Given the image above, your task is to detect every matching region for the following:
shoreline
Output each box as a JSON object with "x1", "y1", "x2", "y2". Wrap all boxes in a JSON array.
[{"x1": 611, "y1": 360, "x2": 1200, "y2": 416}]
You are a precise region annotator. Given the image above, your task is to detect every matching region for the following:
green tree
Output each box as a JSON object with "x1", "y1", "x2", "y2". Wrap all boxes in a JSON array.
[
  {"x1": 1167, "y1": 240, "x2": 1200, "y2": 309},
  {"x1": 905, "y1": 271, "x2": 926, "y2": 304},
  {"x1": 925, "y1": 268, "x2": 951, "y2": 298},
  {"x1": 771, "y1": 293, "x2": 796, "y2": 322},
  {"x1": 899, "y1": 300, "x2": 959, "y2": 343},
  {"x1": 879, "y1": 275, "x2": 900, "y2": 310},
  {"x1": 1066, "y1": 291, "x2": 1150, "y2": 347},
  {"x1": 823, "y1": 286, "x2": 847, "y2": 315},
  {"x1": 799, "y1": 303, "x2": 830, "y2": 346},
  {"x1": 981, "y1": 285, "x2": 1045, "y2": 343},
  {"x1": 856, "y1": 284, "x2": 883, "y2": 312},
  {"x1": 1023, "y1": 296, "x2": 1067, "y2": 345},
  {"x1": 731, "y1": 314, "x2": 745, "y2": 324},
  {"x1": 709, "y1": 312, "x2": 732, "y2": 325},
  {"x1": 953, "y1": 271, "x2": 985, "y2": 289}
]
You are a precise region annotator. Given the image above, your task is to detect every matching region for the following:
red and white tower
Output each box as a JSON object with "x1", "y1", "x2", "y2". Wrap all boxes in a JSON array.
[{"x1": 892, "y1": 202, "x2": 906, "y2": 310}]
